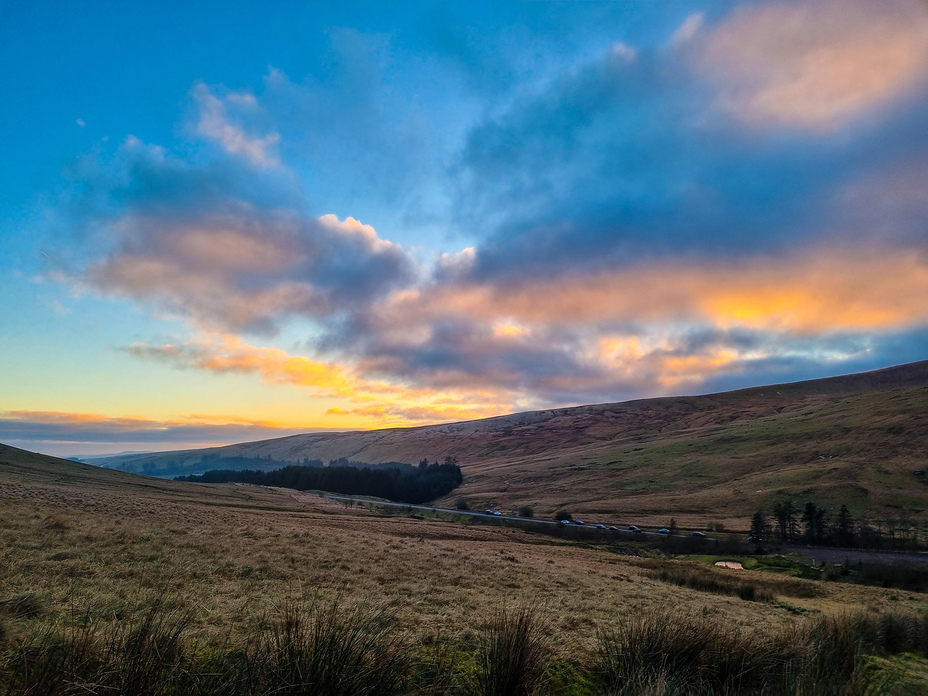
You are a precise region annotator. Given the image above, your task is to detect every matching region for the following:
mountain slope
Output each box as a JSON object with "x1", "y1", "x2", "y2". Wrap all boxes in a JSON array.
[{"x1": 93, "y1": 361, "x2": 928, "y2": 525}]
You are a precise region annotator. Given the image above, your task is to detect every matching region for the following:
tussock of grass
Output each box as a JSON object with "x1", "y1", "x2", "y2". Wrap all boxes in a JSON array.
[
  {"x1": 5, "y1": 599, "x2": 189, "y2": 695},
  {"x1": 596, "y1": 610, "x2": 928, "y2": 696},
  {"x1": 248, "y1": 596, "x2": 409, "y2": 696},
  {"x1": 596, "y1": 610, "x2": 802, "y2": 695},
  {"x1": 0, "y1": 592, "x2": 42, "y2": 619},
  {"x1": 476, "y1": 605, "x2": 553, "y2": 696},
  {"x1": 856, "y1": 653, "x2": 928, "y2": 695}
]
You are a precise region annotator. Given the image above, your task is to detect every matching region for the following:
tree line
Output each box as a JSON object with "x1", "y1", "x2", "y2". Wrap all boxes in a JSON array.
[
  {"x1": 175, "y1": 457, "x2": 463, "y2": 505},
  {"x1": 750, "y1": 501, "x2": 928, "y2": 551}
]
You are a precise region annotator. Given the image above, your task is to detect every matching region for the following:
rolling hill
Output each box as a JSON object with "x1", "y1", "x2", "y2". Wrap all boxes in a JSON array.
[{"x1": 91, "y1": 361, "x2": 928, "y2": 527}]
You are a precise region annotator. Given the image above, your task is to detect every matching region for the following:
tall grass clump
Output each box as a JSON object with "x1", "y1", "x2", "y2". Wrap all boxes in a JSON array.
[
  {"x1": 595, "y1": 610, "x2": 805, "y2": 695},
  {"x1": 0, "y1": 593, "x2": 42, "y2": 619},
  {"x1": 597, "y1": 609, "x2": 928, "y2": 696},
  {"x1": 4, "y1": 599, "x2": 189, "y2": 696},
  {"x1": 476, "y1": 606, "x2": 553, "y2": 696},
  {"x1": 246, "y1": 597, "x2": 410, "y2": 696},
  {"x1": 802, "y1": 612, "x2": 928, "y2": 693}
]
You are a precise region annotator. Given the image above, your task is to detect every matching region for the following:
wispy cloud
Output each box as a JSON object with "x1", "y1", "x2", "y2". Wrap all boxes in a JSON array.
[
  {"x1": 124, "y1": 334, "x2": 516, "y2": 426},
  {"x1": 193, "y1": 83, "x2": 280, "y2": 167}
]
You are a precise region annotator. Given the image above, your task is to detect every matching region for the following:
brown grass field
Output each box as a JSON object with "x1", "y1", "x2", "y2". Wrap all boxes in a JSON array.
[{"x1": 3, "y1": 443, "x2": 928, "y2": 694}]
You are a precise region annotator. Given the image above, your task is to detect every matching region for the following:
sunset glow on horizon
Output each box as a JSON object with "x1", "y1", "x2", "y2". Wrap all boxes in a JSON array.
[{"x1": 2, "y1": 0, "x2": 928, "y2": 456}]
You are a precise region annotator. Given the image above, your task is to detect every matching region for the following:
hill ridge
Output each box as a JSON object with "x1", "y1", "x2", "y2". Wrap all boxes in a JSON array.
[{"x1": 49, "y1": 359, "x2": 928, "y2": 524}]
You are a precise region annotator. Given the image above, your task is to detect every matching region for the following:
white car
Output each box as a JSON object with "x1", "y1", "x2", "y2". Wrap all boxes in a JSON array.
[{"x1": 628, "y1": 525, "x2": 641, "y2": 532}]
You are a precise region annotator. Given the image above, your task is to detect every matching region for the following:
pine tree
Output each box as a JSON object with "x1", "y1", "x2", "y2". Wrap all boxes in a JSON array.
[{"x1": 749, "y1": 510, "x2": 767, "y2": 540}]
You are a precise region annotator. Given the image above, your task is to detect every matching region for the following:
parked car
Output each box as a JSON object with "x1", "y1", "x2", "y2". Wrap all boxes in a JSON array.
[
  {"x1": 493, "y1": 511, "x2": 502, "y2": 516},
  {"x1": 560, "y1": 519, "x2": 571, "y2": 525},
  {"x1": 628, "y1": 525, "x2": 641, "y2": 532},
  {"x1": 658, "y1": 528, "x2": 670, "y2": 534},
  {"x1": 485, "y1": 510, "x2": 494, "y2": 515},
  {"x1": 692, "y1": 531, "x2": 706, "y2": 537},
  {"x1": 607, "y1": 526, "x2": 618, "y2": 530},
  {"x1": 595, "y1": 524, "x2": 606, "y2": 529},
  {"x1": 574, "y1": 520, "x2": 585, "y2": 525}
]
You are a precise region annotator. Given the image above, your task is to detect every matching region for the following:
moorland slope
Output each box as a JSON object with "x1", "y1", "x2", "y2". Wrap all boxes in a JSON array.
[{"x1": 93, "y1": 361, "x2": 928, "y2": 527}]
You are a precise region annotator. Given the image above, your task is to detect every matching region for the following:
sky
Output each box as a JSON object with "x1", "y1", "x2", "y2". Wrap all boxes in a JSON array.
[{"x1": 2, "y1": 0, "x2": 928, "y2": 457}]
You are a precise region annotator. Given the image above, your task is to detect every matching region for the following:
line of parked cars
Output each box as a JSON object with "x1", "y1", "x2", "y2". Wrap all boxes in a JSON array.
[
  {"x1": 559, "y1": 521, "x2": 709, "y2": 537},
  {"x1": 482, "y1": 508, "x2": 710, "y2": 538}
]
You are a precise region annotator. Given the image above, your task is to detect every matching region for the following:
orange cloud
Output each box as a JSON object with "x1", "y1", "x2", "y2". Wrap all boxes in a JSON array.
[
  {"x1": 127, "y1": 334, "x2": 516, "y2": 427},
  {"x1": 380, "y1": 248, "x2": 928, "y2": 335}
]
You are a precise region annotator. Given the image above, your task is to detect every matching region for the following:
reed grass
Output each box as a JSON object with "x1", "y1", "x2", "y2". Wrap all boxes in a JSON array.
[
  {"x1": 595, "y1": 609, "x2": 928, "y2": 696},
  {"x1": 246, "y1": 596, "x2": 410, "y2": 696},
  {"x1": 475, "y1": 606, "x2": 554, "y2": 696},
  {"x1": 2, "y1": 598, "x2": 926, "y2": 694}
]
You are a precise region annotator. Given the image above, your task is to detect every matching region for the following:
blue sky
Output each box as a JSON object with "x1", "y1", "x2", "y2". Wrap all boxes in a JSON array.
[{"x1": 2, "y1": 0, "x2": 928, "y2": 456}]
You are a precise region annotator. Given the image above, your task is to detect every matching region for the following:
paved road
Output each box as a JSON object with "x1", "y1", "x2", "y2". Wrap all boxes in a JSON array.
[
  {"x1": 311, "y1": 492, "x2": 683, "y2": 538},
  {"x1": 787, "y1": 545, "x2": 928, "y2": 566}
]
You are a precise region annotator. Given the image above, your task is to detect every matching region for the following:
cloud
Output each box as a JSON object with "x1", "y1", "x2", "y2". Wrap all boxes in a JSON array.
[
  {"x1": 86, "y1": 206, "x2": 415, "y2": 334},
  {"x1": 59, "y1": 134, "x2": 417, "y2": 334},
  {"x1": 193, "y1": 83, "x2": 280, "y2": 167},
  {"x1": 380, "y1": 248, "x2": 928, "y2": 335},
  {"x1": 0, "y1": 410, "x2": 310, "y2": 447},
  {"x1": 76, "y1": 118, "x2": 85, "y2": 127},
  {"x1": 125, "y1": 335, "x2": 364, "y2": 399},
  {"x1": 125, "y1": 334, "x2": 516, "y2": 425},
  {"x1": 448, "y1": 15, "x2": 928, "y2": 287},
  {"x1": 305, "y1": 245, "x2": 928, "y2": 405},
  {"x1": 670, "y1": 13, "x2": 703, "y2": 46},
  {"x1": 697, "y1": 0, "x2": 928, "y2": 130}
]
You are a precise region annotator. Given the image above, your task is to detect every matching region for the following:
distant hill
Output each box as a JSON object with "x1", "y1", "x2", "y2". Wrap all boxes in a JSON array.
[{"x1": 91, "y1": 361, "x2": 928, "y2": 525}]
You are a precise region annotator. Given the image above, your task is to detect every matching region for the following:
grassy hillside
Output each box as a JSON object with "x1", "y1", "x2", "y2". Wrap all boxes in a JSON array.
[{"x1": 90, "y1": 361, "x2": 928, "y2": 527}]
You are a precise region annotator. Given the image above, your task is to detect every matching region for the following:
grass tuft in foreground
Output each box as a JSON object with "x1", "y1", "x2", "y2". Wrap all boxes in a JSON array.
[
  {"x1": 247, "y1": 596, "x2": 409, "y2": 696},
  {"x1": 2, "y1": 596, "x2": 927, "y2": 695},
  {"x1": 475, "y1": 605, "x2": 553, "y2": 696},
  {"x1": 595, "y1": 610, "x2": 928, "y2": 696},
  {"x1": 5, "y1": 599, "x2": 189, "y2": 696}
]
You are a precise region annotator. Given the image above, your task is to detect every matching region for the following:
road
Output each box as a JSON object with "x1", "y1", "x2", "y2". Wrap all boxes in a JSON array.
[
  {"x1": 310, "y1": 492, "x2": 681, "y2": 538},
  {"x1": 787, "y1": 545, "x2": 928, "y2": 566}
]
